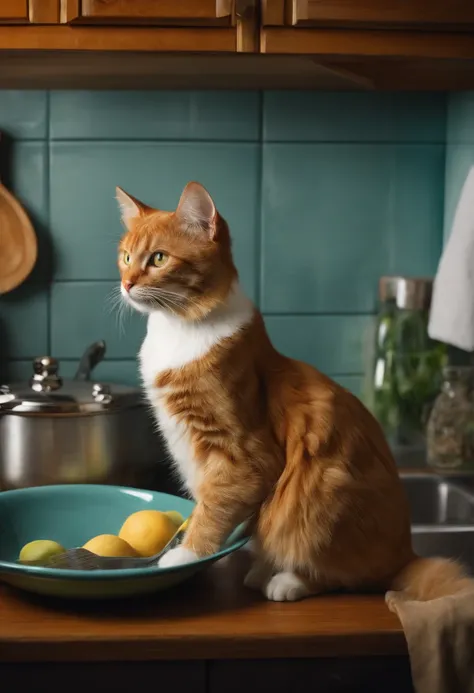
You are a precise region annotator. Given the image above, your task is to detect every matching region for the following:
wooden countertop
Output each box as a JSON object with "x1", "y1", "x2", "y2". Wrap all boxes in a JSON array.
[{"x1": 0, "y1": 551, "x2": 406, "y2": 663}]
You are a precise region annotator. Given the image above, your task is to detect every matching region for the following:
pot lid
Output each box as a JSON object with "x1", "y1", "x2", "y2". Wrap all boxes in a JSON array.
[{"x1": 0, "y1": 356, "x2": 143, "y2": 415}]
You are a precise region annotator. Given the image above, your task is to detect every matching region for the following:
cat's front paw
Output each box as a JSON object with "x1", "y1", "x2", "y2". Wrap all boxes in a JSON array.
[
  {"x1": 264, "y1": 572, "x2": 312, "y2": 602},
  {"x1": 158, "y1": 546, "x2": 198, "y2": 569}
]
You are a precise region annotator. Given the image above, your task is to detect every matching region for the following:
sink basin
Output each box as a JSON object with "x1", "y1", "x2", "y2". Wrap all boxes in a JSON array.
[
  {"x1": 410, "y1": 527, "x2": 474, "y2": 574},
  {"x1": 400, "y1": 473, "x2": 474, "y2": 574},
  {"x1": 400, "y1": 473, "x2": 474, "y2": 525}
]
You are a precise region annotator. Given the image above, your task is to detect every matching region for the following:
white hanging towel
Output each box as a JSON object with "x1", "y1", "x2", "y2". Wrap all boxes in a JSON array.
[{"x1": 428, "y1": 165, "x2": 474, "y2": 351}]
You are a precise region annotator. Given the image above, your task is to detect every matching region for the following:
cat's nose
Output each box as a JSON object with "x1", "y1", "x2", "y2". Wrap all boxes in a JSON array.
[{"x1": 122, "y1": 280, "x2": 134, "y2": 293}]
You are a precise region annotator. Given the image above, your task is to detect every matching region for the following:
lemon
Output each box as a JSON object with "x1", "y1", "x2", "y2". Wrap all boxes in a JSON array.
[
  {"x1": 19, "y1": 539, "x2": 66, "y2": 565},
  {"x1": 119, "y1": 510, "x2": 177, "y2": 557},
  {"x1": 164, "y1": 510, "x2": 185, "y2": 527},
  {"x1": 83, "y1": 534, "x2": 138, "y2": 558}
]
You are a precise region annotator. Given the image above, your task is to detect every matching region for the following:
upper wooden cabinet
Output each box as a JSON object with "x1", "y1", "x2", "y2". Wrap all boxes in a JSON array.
[
  {"x1": 263, "y1": 0, "x2": 474, "y2": 29},
  {"x1": 54, "y1": 0, "x2": 256, "y2": 53},
  {"x1": 1, "y1": 0, "x2": 474, "y2": 89},
  {"x1": 61, "y1": 0, "x2": 234, "y2": 26},
  {"x1": 0, "y1": 0, "x2": 59, "y2": 23},
  {"x1": 0, "y1": 0, "x2": 28, "y2": 22},
  {"x1": 260, "y1": 0, "x2": 474, "y2": 62}
]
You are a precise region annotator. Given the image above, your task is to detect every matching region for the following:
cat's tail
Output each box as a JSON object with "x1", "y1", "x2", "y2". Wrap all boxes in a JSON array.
[{"x1": 389, "y1": 555, "x2": 473, "y2": 602}]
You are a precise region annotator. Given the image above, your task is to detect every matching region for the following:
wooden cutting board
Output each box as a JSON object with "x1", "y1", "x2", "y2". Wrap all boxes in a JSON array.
[{"x1": 0, "y1": 134, "x2": 37, "y2": 294}]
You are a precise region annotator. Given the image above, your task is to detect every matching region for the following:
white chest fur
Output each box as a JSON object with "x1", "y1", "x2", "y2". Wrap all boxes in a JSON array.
[{"x1": 139, "y1": 284, "x2": 253, "y2": 497}]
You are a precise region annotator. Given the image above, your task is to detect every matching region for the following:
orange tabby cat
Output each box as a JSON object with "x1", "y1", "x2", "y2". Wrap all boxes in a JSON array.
[{"x1": 117, "y1": 181, "x2": 470, "y2": 602}]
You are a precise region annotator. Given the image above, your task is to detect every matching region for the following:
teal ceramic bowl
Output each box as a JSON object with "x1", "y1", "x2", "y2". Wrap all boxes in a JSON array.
[{"x1": 0, "y1": 484, "x2": 248, "y2": 599}]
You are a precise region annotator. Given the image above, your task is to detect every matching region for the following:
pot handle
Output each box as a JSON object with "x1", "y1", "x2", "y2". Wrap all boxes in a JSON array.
[{"x1": 74, "y1": 340, "x2": 106, "y2": 381}]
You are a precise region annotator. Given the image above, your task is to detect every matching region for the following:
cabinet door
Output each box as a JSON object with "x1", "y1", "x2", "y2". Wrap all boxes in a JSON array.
[
  {"x1": 0, "y1": 0, "x2": 60, "y2": 23},
  {"x1": 62, "y1": 0, "x2": 234, "y2": 26},
  {"x1": 284, "y1": 0, "x2": 474, "y2": 29},
  {"x1": 0, "y1": 0, "x2": 28, "y2": 22},
  {"x1": 261, "y1": 0, "x2": 474, "y2": 60}
]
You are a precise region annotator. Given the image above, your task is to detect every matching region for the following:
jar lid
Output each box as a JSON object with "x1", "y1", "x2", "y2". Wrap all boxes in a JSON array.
[
  {"x1": 379, "y1": 276, "x2": 433, "y2": 310},
  {"x1": 0, "y1": 356, "x2": 143, "y2": 415},
  {"x1": 441, "y1": 365, "x2": 474, "y2": 383}
]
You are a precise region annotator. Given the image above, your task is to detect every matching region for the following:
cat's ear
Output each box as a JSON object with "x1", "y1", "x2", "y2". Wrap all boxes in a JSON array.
[
  {"x1": 116, "y1": 187, "x2": 148, "y2": 227},
  {"x1": 176, "y1": 182, "x2": 217, "y2": 240}
]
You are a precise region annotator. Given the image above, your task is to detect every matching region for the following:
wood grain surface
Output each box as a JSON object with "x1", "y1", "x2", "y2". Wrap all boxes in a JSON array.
[
  {"x1": 0, "y1": 25, "x2": 236, "y2": 51},
  {"x1": 291, "y1": 0, "x2": 474, "y2": 27},
  {"x1": 0, "y1": 550, "x2": 406, "y2": 662},
  {"x1": 261, "y1": 27, "x2": 474, "y2": 59},
  {"x1": 0, "y1": 133, "x2": 37, "y2": 294}
]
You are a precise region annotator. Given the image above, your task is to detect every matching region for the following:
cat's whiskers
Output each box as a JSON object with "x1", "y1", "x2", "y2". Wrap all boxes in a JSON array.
[
  {"x1": 150, "y1": 294, "x2": 181, "y2": 317},
  {"x1": 151, "y1": 287, "x2": 188, "y2": 301},
  {"x1": 148, "y1": 288, "x2": 209, "y2": 319},
  {"x1": 134, "y1": 287, "x2": 189, "y2": 315},
  {"x1": 131, "y1": 288, "x2": 180, "y2": 316},
  {"x1": 144, "y1": 285, "x2": 200, "y2": 303},
  {"x1": 118, "y1": 299, "x2": 132, "y2": 336},
  {"x1": 142, "y1": 286, "x2": 188, "y2": 303},
  {"x1": 106, "y1": 285, "x2": 135, "y2": 336},
  {"x1": 145, "y1": 293, "x2": 186, "y2": 309},
  {"x1": 106, "y1": 286, "x2": 123, "y2": 322}
]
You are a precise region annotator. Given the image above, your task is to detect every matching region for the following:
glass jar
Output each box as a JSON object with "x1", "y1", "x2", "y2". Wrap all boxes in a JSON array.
[
  {"x1": 426, "y1": 367, "x2": 474, "y2": 470},
  {"x1": 364, "y1": 276, "x2": 447, "y2": 450}
]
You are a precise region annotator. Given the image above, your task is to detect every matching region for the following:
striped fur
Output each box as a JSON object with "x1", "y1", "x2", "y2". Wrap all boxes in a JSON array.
[{"x1": 117, "y1": 182, "x2": 470, "y2": 602}]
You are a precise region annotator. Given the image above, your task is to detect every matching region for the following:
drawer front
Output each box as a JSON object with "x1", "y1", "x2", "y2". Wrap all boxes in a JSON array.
[
  {"x1": 288, "y1": 0, "x2": 474, "y2": 29},
  {"x1": 67, "y1": 0, "x2": 233, "y2": 25},
  {"x1": 0, "y1": 0, "x2": 28, "y2": 22}
]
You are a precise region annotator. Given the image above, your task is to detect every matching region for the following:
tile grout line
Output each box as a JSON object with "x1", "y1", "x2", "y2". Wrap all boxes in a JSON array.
[
  {"x1": 256, "y1": 90, "x2": 264, "y2": 309},
  {"x1": 45, "y1": 90, "x2": 52, "y2": 356},
  {"x1": 440, "y1": 94, "x2": 449, "y2": 248},
  {"x1": 26, "y1": 284, "x2": 374, "y2": 318},
  {"x1": 44, "y1": 139, "x2": 447, "y2": 146}
]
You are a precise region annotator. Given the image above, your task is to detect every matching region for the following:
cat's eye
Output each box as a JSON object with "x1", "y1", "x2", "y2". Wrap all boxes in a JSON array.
[
  {"x1": 123, "y1": 251, "x2": 131, "y2": 265},
  {"x1": 150, "y1": 252, "x2": 168, "y2": 268}
]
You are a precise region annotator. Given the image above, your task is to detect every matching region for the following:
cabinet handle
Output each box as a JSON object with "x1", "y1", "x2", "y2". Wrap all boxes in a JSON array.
[
  {"x1": 60, "y1": 0, "x2": 79, "y2": 23},
  {"x1": 293, "y1": 0, "x2": 309, "y2": 24},
  {"x1": 216, "y1": 0, "x2": 233, "y2": 18}
]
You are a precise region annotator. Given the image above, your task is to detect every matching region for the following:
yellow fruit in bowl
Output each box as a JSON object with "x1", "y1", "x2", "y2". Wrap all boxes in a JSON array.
[
  {"x1": 19, "y1": 539, "x2": 66, "y2": 564},
  {"x1": 83, "y1": 534, "x2": 138, "y2": 557},
  {"x1": 164, "y1": 510, "x2": 185, "y2": 527},
  {"x1": 119, "y1": 510, "x2": 177, "y2": 557}
]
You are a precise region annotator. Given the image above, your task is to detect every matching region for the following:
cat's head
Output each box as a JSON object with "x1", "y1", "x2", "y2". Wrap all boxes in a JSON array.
[{"x1": 117, "y1": 182, "x2": 237, "y2": 319}]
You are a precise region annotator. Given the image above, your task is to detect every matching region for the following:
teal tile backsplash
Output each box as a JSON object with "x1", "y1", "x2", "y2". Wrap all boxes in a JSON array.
[
  {"x1": 265, "y1": 315, "x2": 371, "y2": 374},
  {"x1": 50, "y1": 91, "x2": 260, "y2": 141},
  {"x1": 262, "y1": 143, "x2": 443, "y2": 313},
  {"x1": 0, "y1": 91, "x2": 47, "y2": 140},
  {"x1": 50, "y1": 141, "x2": 259, "y2": 297},
  {"x1": 263, "y1": 92, "x2": 446, "y2": 143},
  {"x1": 1, "y1": 286, "x2": 48, "y2": 359},
  {"x1": 446, "y1": 93, "x2": 474, "y2": 146},
  {"x1": 50, "y1": 282, "x2": 145, "y2": 360},
  {"x1": 444, "y1": 93, "x2": 474, "y2": 241},
  {"x1": 0, "y1": 90, "x2": 448, "y2": 397}
]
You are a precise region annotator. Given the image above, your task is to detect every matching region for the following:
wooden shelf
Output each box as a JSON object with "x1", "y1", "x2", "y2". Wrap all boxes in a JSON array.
[{"x1": 1, "y1": 49, "x2": 474, "y2": 90}]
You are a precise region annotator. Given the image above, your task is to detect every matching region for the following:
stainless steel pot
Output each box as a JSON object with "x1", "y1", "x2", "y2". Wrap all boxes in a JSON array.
[{"x1": 0, "y1": 341, "x2": 171, "y2": 492}]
